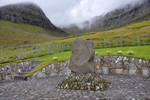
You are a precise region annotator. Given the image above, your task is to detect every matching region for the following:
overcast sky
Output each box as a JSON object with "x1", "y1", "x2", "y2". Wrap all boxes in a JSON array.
[{"x1": 0, "y1": 0, "x2": 141, "y2": 27}]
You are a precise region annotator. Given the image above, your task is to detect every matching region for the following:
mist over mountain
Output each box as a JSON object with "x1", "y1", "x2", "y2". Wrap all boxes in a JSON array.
[
  {"x1": 62, "y1": 0, "x2": 150, "y2": 35},
  {"x1": 0, "y1": 2, "x2": 68, "y2": 36}
]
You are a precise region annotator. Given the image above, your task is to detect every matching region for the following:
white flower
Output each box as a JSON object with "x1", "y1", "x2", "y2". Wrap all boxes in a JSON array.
[
  {"x1": 86, "y1": 83, "x2": 91, "y2": 86},
  {"x1": 96, "y1": 86, "x2": 100, "y2": 90},
  {"x1": 95, "y1": 52, "x2": 98, "y2": 55},
  {"x1": 18, "y1": 69, "x2": 21, "y2": 73},
  {"x1": 117, "y1": 50, "x2": 122, "y2": 54},
  {"x1": 53, "y1": 57, "x2": 58, "y2": 60},
  {"x1": 127, "y1": 50, "x2": 134, "y2": 55},
  {"x1": 106, "y1": 50, "x2": 111, "y2": 54}
]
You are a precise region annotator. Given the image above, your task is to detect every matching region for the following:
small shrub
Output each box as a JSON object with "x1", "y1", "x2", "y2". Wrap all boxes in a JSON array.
[
  {"x1": 95, "y1": 52, "x2": 98, "y2": 55},
  {"x1": 106, "y1": 50, "x2": 111, "y2": 55},
  {"x1": 53, "y1": 57, "x2": 58, "y2": 61},
  {"x1": 117, "y1": 50, "x2": 122, "y2": 54},
  {"x1": 127, "y1": 50, "x2": 134, "y2": 55}
]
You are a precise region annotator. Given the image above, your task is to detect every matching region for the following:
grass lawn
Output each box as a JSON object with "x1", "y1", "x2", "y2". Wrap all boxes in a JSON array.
[{"x1": 25, "y1": 45, "x2": 150, "y2": 77}]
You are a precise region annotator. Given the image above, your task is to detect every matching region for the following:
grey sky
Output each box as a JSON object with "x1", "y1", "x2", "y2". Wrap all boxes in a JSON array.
[{"x1": 0, "y1": 0, "x2": 141, "y2": 26}]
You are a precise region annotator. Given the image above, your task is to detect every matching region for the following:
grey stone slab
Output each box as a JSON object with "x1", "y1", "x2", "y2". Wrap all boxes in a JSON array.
[{"x1": 69, "y1": 37, "x2": 96, "y2": 74}]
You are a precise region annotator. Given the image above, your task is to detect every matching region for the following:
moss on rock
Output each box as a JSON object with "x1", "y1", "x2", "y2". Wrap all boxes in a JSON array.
[{"x1": 56, "y1": 73, "x2": 110, "y2": 91}]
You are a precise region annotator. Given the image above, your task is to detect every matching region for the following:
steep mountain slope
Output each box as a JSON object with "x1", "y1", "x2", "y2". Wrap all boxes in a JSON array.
[
  {"x1": 63, "y1": 0, "x2": 150, "y2": 35},
  {"x1": 0, "y1": 20, "x2": 60, "y2": 45},
  {"x1": 0, "y1": 2, "x2": 68, "y2": 36},
  {"x1": 90, "y1": 0, "x2": 150, "y2": 31}
]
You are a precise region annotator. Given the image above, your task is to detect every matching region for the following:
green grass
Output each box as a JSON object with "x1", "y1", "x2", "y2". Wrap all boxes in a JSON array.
[
  {"x1": 60, "y1": 20, "x2": 150, "y2": 42},
  {"x1": 0, "y1": 20, "x2": 60, "y2": 45},
  {"x1": 25, "y1": 51, "x2": 72, "y2": 77},
  {"x1": 25, "y1": 45, "x2": 150, "y2": 77},
  {"x1": 0, "y1": 20, "x2": 150, "y2": 64},
  {"x1": 0, "y1": 26, "x2": 60, "y2": 45},
  {"x1": 0, "y1": 19, "x2": 59, "y2": 36},
  {"x1": 0, "y1": 19, "x2": 150, "y2": 45}
]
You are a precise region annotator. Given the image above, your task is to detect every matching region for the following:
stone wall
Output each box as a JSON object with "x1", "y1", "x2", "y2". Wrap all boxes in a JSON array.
[
  {"x1": 95, "y1": 56, "x2": 150, "y2": 77},
  {"x1": 0, "y1": 56, "x2": 150, "y2": 81},
  {"x1": 29, "y1": 60, "x2": 71, "y2": 80},
  {"x1": 31, "y1": 56, "x2": 150, "y2": 80},
  {"x1": 0, "y1": 61, "x2": 42, "y2": 81}
]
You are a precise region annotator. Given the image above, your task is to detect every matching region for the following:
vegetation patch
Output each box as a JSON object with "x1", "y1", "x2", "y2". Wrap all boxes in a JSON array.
[
  {"x1": 0, "y1": 20, "x2": 60, "y2": 45},
  {"x1": 56, "y1": 73, "x2": 110, "y2": 91},
  {"x1": 59, "y1": 20, "x2": 150, "y2": 43}
]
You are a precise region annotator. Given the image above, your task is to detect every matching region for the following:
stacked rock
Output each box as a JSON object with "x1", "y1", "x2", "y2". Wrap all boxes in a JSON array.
[{"x1": 56, "y1": 73, "x2": 110, "y2": 91}]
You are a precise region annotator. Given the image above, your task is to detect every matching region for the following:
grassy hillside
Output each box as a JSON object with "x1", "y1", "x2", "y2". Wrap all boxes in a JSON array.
[
  {"x1": 0, "y1": 20, "x2": 150, "y2": 64},
  {"x1": 0, "y1": 20, "x2": 60, "y2": 35},
  {"x1": 0, "y1": 20, "x2": 60, "y2": 45},
  {"x1": 61, "y1": 20, "x2": 150, "y2": 42},
  {"x1": 0, "y1": 20, "x2": 150, "y2": 45}
]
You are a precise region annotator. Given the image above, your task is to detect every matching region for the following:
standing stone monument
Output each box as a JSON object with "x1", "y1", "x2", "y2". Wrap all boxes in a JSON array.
[
  {"x1": 69, "y1": 37, "x2": 96, "y2": 74},
  {"x1": 57, "y1": 38, "x2": 110, "y2": 91}
]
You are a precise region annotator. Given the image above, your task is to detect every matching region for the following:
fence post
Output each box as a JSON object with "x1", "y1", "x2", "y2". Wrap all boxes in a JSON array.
[
  {"x1": 50, "y1": 44, "x2": 52, "y2": 53},
  {"x1": 137, "y1": 36, "x2": 140, "y2": 46},
  {"x1": 36, "y1": 44, "x2": 38, "y2": 57},
  {"x1": 0, "y1": 46, "x2": 2, "y2": 63},
  {"x1": 109, "y1": 40, "x2": 111, "y2": 47},
  {"x1": 45, "y1": 46, "x2": 46, "y2": 55},
  {"x1": 120, "y1": 37, "x2": 122, "y2": 47},
  {"x1": 6, "y1": 49, "x2": 8, "y2": 61},
  {"x1": 142, "y1": 39, "x2": 145, "y2": 45},
  {"x1": 39, "y1": 45, "x2": 41, "y2": 55},
  {"x1": 59, "y1": 44, "x2": 61, "y2": 52},
  {"x1": 47, "y1": 44, "x2": 49, "y2": 55},
  {"x1": 100, "y1": 41, "x2": 102, "y2": 48},
  {"x1": 25, "y1": 48, "x2": 27, "y2": 58},
  {"x1": 64, "y1": 43, "x2": 66, "y2": 51},
  {"x1": 32, "y1": 48, "x2": 34, "y2": 56},
  {"x1": 14, "y1": 47, "x2": 17, "y2": 60},
  {"x1": 116, "y1": 42, "x2": 118, "y2": 47},
  {"x1": 57, "y1": 43, "x2": 58, "y2": 52},
  {"x1": 125, "y1": 40, "x2": 127, "y2": 46},
  {"x1": 20, "y1": 45, "x2": 23, "y2": 59},
  {"x1": 104, "y1": 39, "x2": 107, "y2": 48}
]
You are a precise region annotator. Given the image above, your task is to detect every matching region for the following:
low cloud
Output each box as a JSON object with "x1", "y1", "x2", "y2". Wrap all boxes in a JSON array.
[{"x1": 0, "y1": 0, "x2": 142, "y2": 26}]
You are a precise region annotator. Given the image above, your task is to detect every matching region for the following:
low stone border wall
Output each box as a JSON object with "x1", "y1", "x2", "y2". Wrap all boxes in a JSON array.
[
  {"x1": 0, "y1": 61, "x2": 42, "y2": 81},
  {"x1": 0, "y1": 56, "x2": 150, "y2": 81},
  {"x1": 95, "y1": 56, "x2": 150, "y2": 77},
  {"x1": 30, "y1": 56, "x2": 150, "y2": 80}
]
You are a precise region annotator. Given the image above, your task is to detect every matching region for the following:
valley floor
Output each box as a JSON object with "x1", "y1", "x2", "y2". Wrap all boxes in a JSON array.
[{"x1": 0, "y1": 75, "x2": 150, "y2": 100}]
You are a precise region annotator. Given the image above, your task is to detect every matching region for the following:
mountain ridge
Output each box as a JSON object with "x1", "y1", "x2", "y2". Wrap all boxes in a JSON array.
[
  {"x1": 0, "y1": 2, "x2": 68, "y2": 36},
  {"x1": 62, "y1": 0, "x2": 150, "y2": 35}
]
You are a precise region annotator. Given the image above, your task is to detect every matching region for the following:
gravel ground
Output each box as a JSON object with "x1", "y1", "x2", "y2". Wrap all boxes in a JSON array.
[{"x1": 0, "y1": 75, "x2": 150, "y2": 100}]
